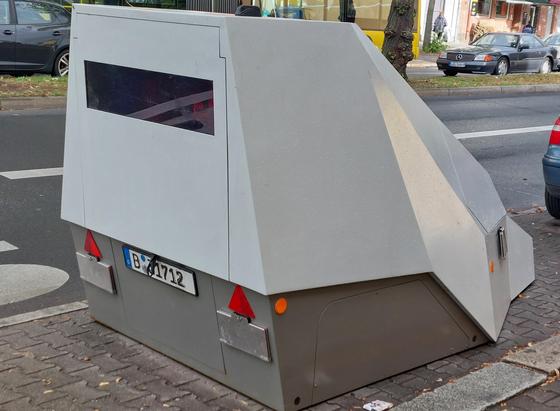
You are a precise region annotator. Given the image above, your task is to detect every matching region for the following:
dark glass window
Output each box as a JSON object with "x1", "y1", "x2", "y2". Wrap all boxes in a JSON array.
[
  {"x1": 85, "y1": 61, "x2": 214, "y2": 135},
  {"x1": 545, "y1": 35, "x2": 560, "y2": 46},
  {"x1": 477, "y1": 0, "x2": 490, "y2": 16},
  {"x1": 15, "y1": 1, "x2": 60, "y2": 24}
]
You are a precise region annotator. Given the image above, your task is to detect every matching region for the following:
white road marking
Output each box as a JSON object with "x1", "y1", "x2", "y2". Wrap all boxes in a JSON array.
[
  {"x1": 455, "y1": 125, "x2": 552, "y2": 140},
  {"x1": 0, "y1": 264, "x2": 69, "y2": 306},
  {"x1": 0, "y1": 167, "x2": 63, "y2": 180},
  {"x1": 0, "y1": 241, "x2": 18, "y2": 253}
]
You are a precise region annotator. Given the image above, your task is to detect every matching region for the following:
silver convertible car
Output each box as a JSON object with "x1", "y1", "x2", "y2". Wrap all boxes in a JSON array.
[{"x1": 436, "y1": 32, "x2": 558, "y2": 76}]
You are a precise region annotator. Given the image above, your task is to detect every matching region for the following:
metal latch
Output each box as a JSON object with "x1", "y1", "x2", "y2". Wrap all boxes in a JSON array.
[
  {"x1": 498, "y1": 227, "x2": 507, "y2": 259},
  {"x1": 217, "y1": 310, "x2": 271, "y2": 362}
]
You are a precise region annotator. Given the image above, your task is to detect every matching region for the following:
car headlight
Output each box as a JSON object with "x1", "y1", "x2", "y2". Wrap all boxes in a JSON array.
[
  {"x1": 438, "y1": 52, "x2": 448, "y2": 59},
  {"x1": 474, "y1": 54, "x2": 494, "y2": 62}
]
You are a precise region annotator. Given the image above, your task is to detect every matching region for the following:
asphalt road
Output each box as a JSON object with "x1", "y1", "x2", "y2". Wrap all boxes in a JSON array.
[
  {"x1": 425, "y1": 92, "x2": 560, "y2": 210},
  {"x1": 0, "y1": 92, "x2": 558, "y2": 318}
]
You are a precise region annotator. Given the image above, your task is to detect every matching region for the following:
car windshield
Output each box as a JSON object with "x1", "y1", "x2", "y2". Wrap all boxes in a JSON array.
[
  {"x1": 545, "y1": 35, "x2": 560, "y2": 46},
  {"x1": 473, "y1": 34, "x2": 518, "y2": 48}
]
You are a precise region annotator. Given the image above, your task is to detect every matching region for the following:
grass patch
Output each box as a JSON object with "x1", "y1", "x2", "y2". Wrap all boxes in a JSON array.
[
  {"x1": 409, "y1": 73, "x2": 560, "y2": 89},
  {"x1": 1, "y1": 71, "x2": 560, "y2": 98},
  {"x1": 0, "y1": 75, "x2": 68, "y2": 98}
]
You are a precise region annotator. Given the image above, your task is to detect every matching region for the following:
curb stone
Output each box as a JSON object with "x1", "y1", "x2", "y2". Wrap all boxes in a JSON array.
[
  {"x1": 0, "y1": 96, "x2": 66, "y2": 111},
  {"x1": 393, "y1": 362, "x2": 546, "y2": 411},
  {"x1": 504, "y1": 335, "x2": 560, "y2": 374},
  {"x1": 416, "y1": 84, "x2": 560, "y2": 97},
  {"x1": 0, "y1": 301, "x2": 88, "y2": 328}
]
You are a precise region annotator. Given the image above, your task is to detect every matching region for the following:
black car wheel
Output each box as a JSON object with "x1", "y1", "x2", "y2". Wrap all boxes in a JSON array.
[
  {"x1": 494, "y1": 57, "x2": 509, "y2": 76},
  {"x1": 443, "y1": 70, "x2": 458, "y2": 76},
  {"x1": 540, "y1": 58, "x2": 552, "y2": 74},
  {"x1": 53, "y1": 50, "x2": 70, "y2": 77},
  {"x1": 545, "y1": 189, "x2": 560, "y2": 219}
]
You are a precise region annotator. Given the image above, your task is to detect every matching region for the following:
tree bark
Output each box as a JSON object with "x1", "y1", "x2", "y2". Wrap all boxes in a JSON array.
[
  {"x1": 382, "y1": 0, "x2": 416, "y2": 79},
  {"x1": 423, "y1": 0, "x2": 436, "y2": 52}
]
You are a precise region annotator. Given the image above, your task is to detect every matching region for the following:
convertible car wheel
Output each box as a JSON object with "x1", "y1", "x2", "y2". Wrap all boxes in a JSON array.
[
  {"x1": 540, "y1": 58, "x2": 552, "y2": 74},
  {"x1": 494, "y1": 58, "x2": 509, "y2": 76}
]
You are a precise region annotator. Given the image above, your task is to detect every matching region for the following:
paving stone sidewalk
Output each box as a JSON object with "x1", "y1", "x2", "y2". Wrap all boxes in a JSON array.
[{"x1": 0, "y1": 211, "x2": 559, "y2": 411}]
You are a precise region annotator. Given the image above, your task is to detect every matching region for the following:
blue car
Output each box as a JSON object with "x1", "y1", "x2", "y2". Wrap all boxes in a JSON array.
[{"x1": 543, "y1": 117, "x2": 560, "y2": 218}]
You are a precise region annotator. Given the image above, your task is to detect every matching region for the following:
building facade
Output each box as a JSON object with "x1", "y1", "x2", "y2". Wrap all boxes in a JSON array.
[{"x1": 421, "y1": 0, "x2": 560, "y2": 44}]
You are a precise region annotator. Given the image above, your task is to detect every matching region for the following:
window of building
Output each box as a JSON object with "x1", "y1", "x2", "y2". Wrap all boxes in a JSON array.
[
  {"x1": 477, "y1": 0, "x2": 490, "y2": 16},
  {"x1": 302, "y1": 0, "x2": 416, "y2": 31},
  {"x1": 495, "y1": 0, "x2": 508, "y2": 18},
  {"x1": 85, "y1": 61, "x2": 215, "y2": 135}
]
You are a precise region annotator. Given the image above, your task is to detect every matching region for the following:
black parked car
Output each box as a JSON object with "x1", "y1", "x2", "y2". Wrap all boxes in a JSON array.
[
  {"x1": 0, "y1": 0, "x2": 70, "y2": 76},
  {"x1": 436, "y1": 32, "x2": 557, "y2": 76}
]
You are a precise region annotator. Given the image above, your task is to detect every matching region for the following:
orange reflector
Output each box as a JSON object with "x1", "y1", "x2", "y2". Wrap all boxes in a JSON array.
[
  {"x1": 228, "y1": 285, "x2": 255, "y2": 319},
  {"x1": 274, "y1": 298, "x2": 288, "y2": 315},
  {"x1": 489, "y1": 260, "x2": 494, "y2": 273},
  {"x1": 84, "y1": 230, "x2": 102, "y2": 260}
]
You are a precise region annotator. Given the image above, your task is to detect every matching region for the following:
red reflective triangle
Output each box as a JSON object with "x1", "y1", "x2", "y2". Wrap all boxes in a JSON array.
[
  {"x1": 84, "y1": 230, "x2": 102, "y2": 260},
  {"x1": 228, "y1": 285, "x2": 255, "y2": 319}
]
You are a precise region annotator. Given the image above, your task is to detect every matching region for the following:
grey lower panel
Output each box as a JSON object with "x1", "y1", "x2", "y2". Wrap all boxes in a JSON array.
[
  {"x1": 70, "y1": 225, "x2": 486, "y2": 411},
  {"x1": 271, "y1": 274, "x2": 486, "y2": 408}
]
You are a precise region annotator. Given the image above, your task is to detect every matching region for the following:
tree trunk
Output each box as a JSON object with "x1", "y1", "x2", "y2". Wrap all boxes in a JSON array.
[
  {"x1": 382, "y1": 0, "x2": 416, "y2": 79},
  {"x1": 423, "y1": 0, "x2": 436, "y2": 52}
]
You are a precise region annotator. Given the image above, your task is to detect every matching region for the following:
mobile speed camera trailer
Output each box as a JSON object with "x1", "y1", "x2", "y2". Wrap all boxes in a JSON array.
[{"x1": 61, "y1": 6, "x2": 535, "y2": 410}]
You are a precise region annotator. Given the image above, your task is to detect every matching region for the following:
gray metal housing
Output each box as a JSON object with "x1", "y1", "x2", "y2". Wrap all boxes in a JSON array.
[{"x1": 61, "y1": 6, "x2": 535, "y2": 410}]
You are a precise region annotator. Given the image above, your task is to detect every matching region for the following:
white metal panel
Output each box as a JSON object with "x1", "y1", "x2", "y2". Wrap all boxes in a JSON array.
[
  {"x1": 224, "y1": 18, "x2": 432, "y2": 293},
  {"x1": 221, "y1": 24, "x2": 267, "y2": 293},
  {"x1": 372, "y1": 76, "x2": 501, "y2": 340},
  {"x1": 61, "y1": 11, "x2": 85, "y2": 226},
  {"x1": 359, "y1": 30, "x2": 506, "y2": 233},
  {"x1": 72, "y1": 11, "x2": 228, "y2": 278},
  {"x1": 506, "y1": 216, "x2": 535, "y2": 300}
]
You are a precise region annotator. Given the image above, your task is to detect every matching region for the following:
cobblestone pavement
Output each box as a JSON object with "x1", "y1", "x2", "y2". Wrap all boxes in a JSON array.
[{"x1": 0, "y1": 212, "x2": 558, "y2": 411}]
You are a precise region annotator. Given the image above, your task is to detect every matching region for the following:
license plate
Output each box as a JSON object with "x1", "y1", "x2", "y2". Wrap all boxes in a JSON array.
[
  {"x1": 449, "y1": 62, "x2": 466, "y2": 68},
  {"x1": 122, "y1": 246, "x2": 197, "y2": 295}
]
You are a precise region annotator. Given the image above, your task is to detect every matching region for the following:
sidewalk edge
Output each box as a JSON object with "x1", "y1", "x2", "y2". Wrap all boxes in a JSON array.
[
  {"x1": 0, "y1": 300, "x2": 88, "y2": 328},
  {"x1": 416, "y1": 84, "x2": 560, "y2": 97},
  {"x1": 0, "y1": 96, "x2": 66, "y2": 111}
]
